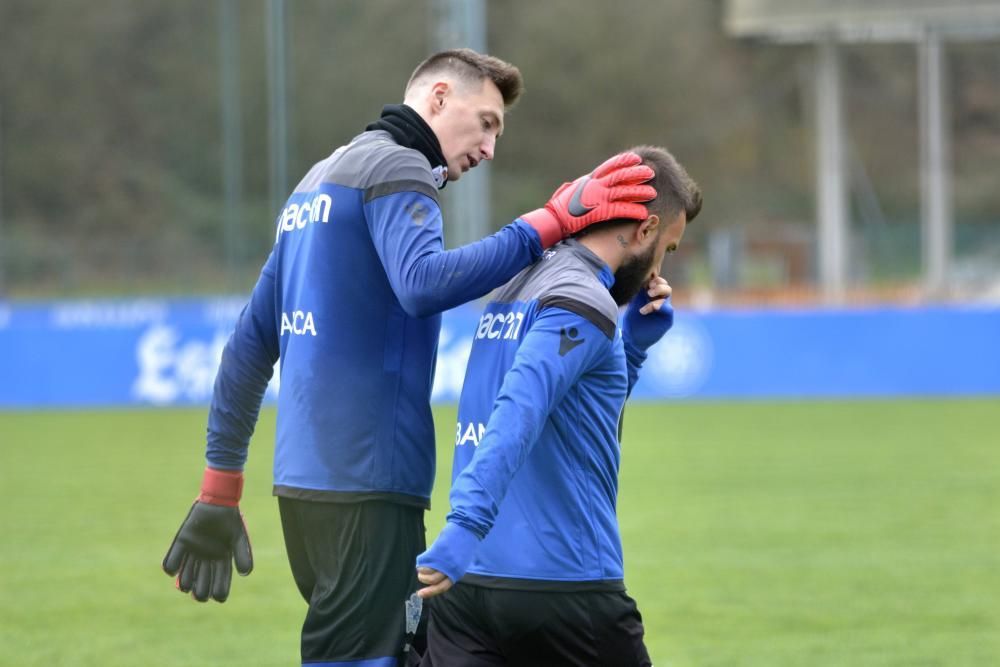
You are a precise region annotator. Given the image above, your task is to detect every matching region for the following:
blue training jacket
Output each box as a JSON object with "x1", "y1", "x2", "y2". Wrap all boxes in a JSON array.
[
  {"x1": 203, "y1": 129, "x2": 542, "y2": 507},
  {"x1": 417, "y1": 239, "x2": 644, "y2": 590}
]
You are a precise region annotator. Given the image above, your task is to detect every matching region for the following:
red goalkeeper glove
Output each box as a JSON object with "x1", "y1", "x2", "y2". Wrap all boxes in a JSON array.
[
  {"x1": 162, "y1": 467, "x2": 253, "y2": 602},
  {"x1": 520, "y1": 152, "x2": 657, "y2": 248}
]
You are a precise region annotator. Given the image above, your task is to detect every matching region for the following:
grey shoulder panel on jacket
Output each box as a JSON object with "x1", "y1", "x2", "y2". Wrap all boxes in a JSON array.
[
  {"x1": 293, "y1": 130, "x2": 438, "y2": 203},
  {"x1": 537, "y1": 277, "x2": 618, "y2": 340},
  {"x1": 495, "y1": 244, "x2": 619, "y2": 339}
]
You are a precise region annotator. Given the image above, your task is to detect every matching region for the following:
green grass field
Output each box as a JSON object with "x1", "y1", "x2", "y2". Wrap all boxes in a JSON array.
[{"x1": 1, "y1": 400, "x2": 998, "y2": 666}]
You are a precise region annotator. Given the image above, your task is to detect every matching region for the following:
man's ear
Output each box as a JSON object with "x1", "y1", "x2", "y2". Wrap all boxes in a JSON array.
[
  {"x1": 429, "y1": 81, "x2": 450, "y2": 114},
  {"x1": 636, "y1": 215, "x2": 660, "y2": 244}
]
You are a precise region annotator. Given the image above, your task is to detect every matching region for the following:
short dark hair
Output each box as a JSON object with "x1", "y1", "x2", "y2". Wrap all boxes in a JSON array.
[
  {"x1": 575, "y1": 145, "x2": 702, "y2": 237},
  {"x1": 628, "y1": 145, "x2": 702, "y2": 224},
  {"x1": 406, "y1": 48, "x2": 524, "y2": 108}
]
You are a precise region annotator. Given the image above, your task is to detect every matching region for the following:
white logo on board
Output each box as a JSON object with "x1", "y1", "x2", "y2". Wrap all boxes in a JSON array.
[
  {"x1": 646, "y1": 318, "x2": 713, "y2": 397},
  {"x1": 133, "y1": 325, "x2": 280, "y2": 405},
  {"x1": 431, "y1": 325, "x2": 472, "y2": 403}
]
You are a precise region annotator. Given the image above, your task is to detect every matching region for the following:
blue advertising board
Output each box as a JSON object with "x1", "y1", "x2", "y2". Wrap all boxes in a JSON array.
[{"x1": 0, "y1": 298, "x2": 997, "y2": 408}]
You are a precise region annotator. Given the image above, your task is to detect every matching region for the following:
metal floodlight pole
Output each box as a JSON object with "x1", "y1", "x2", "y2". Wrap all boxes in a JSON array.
[
  {"x1": 918, "y1": 30, "x2": 952, "y2": 298},
  {"x1": 267, "y1": 0, "x2": 289, "y2": 218},
  {"x1": 433, "y1": 0, "x2": 489, "y2": 248},
  {"x1": 220, "y1": 0, "x2": 243, "y2": 291},
  {"x1": 815, "y1": 36, "x2": 848, "y2": 303}
]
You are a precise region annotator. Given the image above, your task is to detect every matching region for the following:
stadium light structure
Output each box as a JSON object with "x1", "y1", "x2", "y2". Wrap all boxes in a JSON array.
[{"x1": 724, "y1": 0, "x2": 1000, "y2": 301}]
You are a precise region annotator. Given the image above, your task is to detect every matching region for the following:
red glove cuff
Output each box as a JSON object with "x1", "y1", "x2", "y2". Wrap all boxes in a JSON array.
[
  {"x1": 520, "y1": 209, "x2": 562, "y2": 249},
  {"x1": 198, "y1": 467, "x2": 244, "y2": 507}
]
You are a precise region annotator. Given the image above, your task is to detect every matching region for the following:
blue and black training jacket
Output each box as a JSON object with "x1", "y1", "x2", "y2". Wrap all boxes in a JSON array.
[
  {"x1": 418, "y1": 239, "x2": 644, "y2": 590},
  {"x1": 203, "y1": 128, "x2": 543, "y2": 507}
]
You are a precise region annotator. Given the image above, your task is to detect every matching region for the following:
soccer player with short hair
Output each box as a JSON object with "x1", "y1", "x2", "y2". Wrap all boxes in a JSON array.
[
  {"x1": 415, "y1": 145, "x2": 702, "y2": 666},
  {"x1": 161, "y1": 48, "x2": 658, "y2": 666}
]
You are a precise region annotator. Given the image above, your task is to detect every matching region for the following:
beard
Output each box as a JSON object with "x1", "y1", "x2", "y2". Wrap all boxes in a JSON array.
[{"x1": 609, "y1": 242, "x2": 657, "y2": 306}]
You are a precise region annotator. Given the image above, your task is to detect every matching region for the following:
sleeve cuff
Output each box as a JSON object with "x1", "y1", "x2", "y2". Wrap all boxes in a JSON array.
[
  {"x1": 511, "y1": 219, "x2": 545, "y2": 259},
  {"x1": 517, "y1": 210, "x2": 562, "y2": 249},
  {"x1": 198, "y1": 467, "x2": 244, "y2": 507},
  {"x1": 416, "y1": 521, "x2": 481, "y2": 585}
]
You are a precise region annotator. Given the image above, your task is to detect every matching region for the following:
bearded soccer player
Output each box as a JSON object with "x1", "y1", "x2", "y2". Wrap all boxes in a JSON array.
[
  {"x1": 415, "y1": 145, "x2": 702, "y2": 666},
  {"x1": 161, "y1": 48, "x2": 658, "y2": 666}
]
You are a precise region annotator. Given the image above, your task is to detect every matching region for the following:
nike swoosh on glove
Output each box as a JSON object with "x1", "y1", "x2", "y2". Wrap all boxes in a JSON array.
[{"x1": 520, "y1": 152, "x2": 657, "y2": 248}]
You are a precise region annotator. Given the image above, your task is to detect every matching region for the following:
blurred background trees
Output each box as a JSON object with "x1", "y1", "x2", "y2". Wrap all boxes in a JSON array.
[{"x1": 1, "y1": 0, "x2": 997, "y2": 299}]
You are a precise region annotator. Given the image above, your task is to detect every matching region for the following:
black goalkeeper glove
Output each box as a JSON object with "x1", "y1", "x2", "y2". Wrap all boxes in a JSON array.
[{"x1": 162, "y1": 467, "x2": 253, "y2": 602}]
